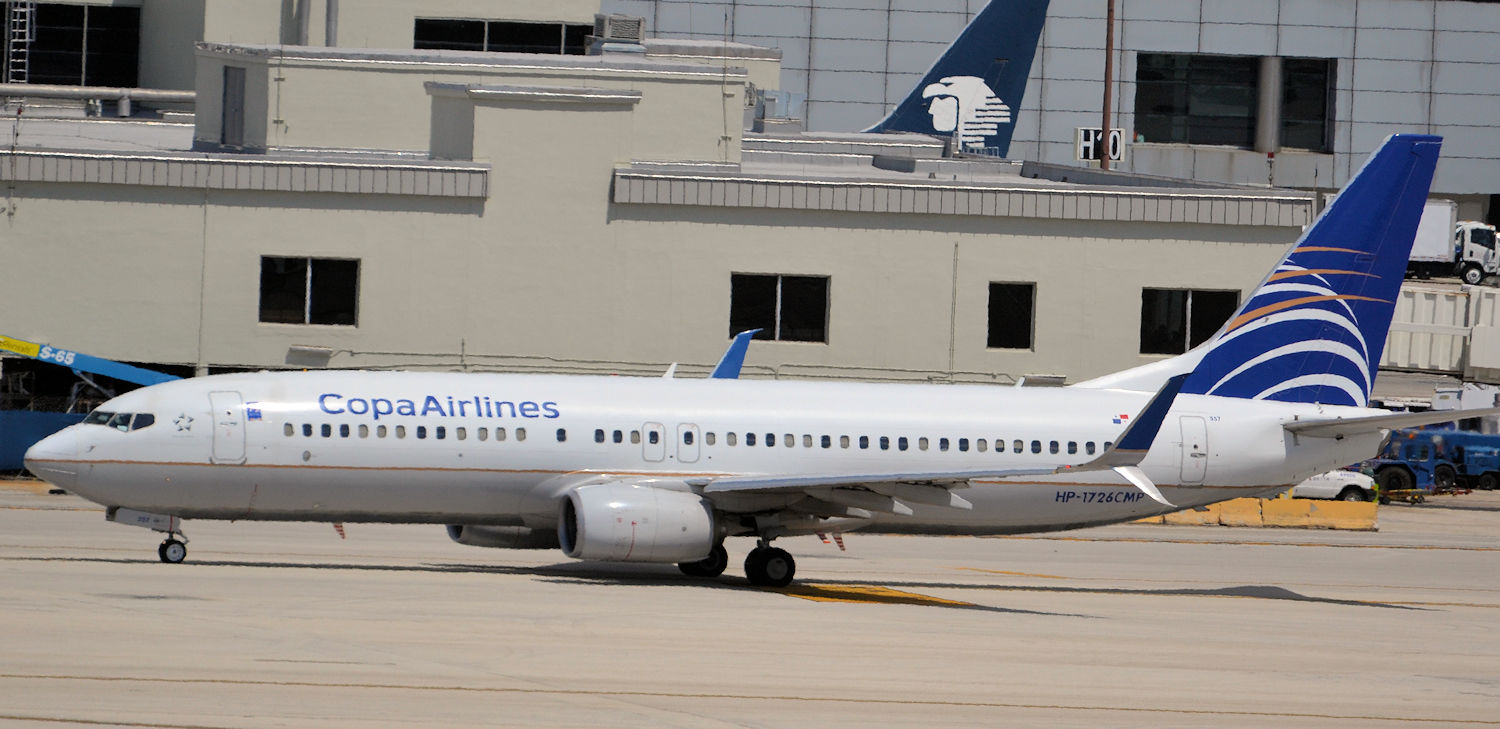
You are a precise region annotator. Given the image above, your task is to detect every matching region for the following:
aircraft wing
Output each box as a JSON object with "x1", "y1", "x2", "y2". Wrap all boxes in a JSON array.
[
  {"x1": 1284, "y1": 406, "x2": 1500, "y2": 438},
  {"x1": 697, "y1": 373, "x2": 1187, "y2": 508}
]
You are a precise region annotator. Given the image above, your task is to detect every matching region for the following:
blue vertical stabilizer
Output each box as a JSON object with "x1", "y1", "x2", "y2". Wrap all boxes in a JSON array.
[{"x1": 863, "y1": 0, "x2": 1049, "y2": 157}]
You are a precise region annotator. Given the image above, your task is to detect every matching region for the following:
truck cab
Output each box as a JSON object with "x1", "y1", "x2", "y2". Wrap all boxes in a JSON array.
[{"x1": 1457, "y1": 221, "x2": 1499, "y2": 285}]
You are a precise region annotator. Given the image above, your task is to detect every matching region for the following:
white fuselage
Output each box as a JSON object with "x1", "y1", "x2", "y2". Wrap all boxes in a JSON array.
[{"x1": 25, "y1": 371, "x2": 1385, "y2": 536}]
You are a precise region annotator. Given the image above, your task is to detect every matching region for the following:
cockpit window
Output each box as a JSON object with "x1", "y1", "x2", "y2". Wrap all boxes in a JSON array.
[{"x1": 84, "y1": 410, "x2": 157, "y2": 432}]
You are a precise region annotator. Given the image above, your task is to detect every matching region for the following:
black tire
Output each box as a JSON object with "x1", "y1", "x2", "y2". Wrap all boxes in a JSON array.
[
  {"x1": 678, "y1": 543, "x2": 729, "y2": 578},
  {"x1": 158, "y1": 539, "x2": 187, "y2": 564},
  {"x1": 1479, "y1": 473, "x2": 1498, "y2": 491},
  {"x1": 1434, "y1": 465, "x2": 1457, "y2": 489},
  {"x1": 744, "y1": 547, "x2": 795, "y2": 587},
  {"x1": 1376, "y1": 467, "x2": 1413, "y2": 493},
  {"x1": 1337, "y1": 487, "x2": 1369, "y2": 502},
  {"x1": 1463, "y1": 263, "x2": 1485, "y2": 286}
]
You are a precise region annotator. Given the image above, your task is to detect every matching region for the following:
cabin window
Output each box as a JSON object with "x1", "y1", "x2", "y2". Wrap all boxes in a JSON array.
[
  {"x1": 898, "y1": 437, "x2": 909, "y2": 451},
  {"x1": 416, "y1": 426, "x2": 427, "y2": 439},
  {"x1": 1067, "y1": 441, "x2": 1078, "y2": 454},
  {"x1": 706, "y1": 432, "x2": 717, "y2": 446},
  {"x1": 556, "y1": 428, "x2": 566, "y2": 442},
  {"x1": 436, "y1": 426, "x2": 446, "y2": 440},
  {"x1": 455, "y1": 427, "x2": 465, "y2": 441},
  {"x1": 747, "y1": 432, "x2": 757, "y2": 446},
  {"x1": 321, "y1": 424, "x2": 332, "y2": 438},
  {"x1": 629, "y1": 430, "x2": 638, "y2": 444},
  {"x1": 595, "y1": 429, "x2": 606, "y2": 443},
  {"x1": 1049, "y1": 441, "x2": 1059, "y2": 454},
  {"x1": 284, "y1": 423, "x2": 294, "y2": 437},
  {"x1": 727, "y1": 432, "x2": 738, "y2": 446},
  {"x1": 839, "y1": 435, "x2": 849, "y2": 448},
  {"x1": 1104, "y1": 441, "x2": 1114, "y2": 450},
  {"x1": 339, "y1": 424, "x2": 350, "y2": 438},
  {"x1": 377, "y1": 425, "x2": 388, "y2": 438},
  {"x1": 395, "y1": 425, "x2": 407, "y2": 438},
  {"x1": 477, "y1": 427, "x2": 488, "y2": 441},
  {"x1": 729, "y1": 273, "x2": 830, "y2": 343},
  {"x1": 496, "y1": 427, "x2": 507, "y2": 441},
  {"x1": 359, "y1": 424, "x2": 369, "y2": 438},
  {"x1": 1013, "y1": 439, "x2": 1024, "y2": 453},
  {"x1": 939, "y1": 437, "x2": 950, "y2": 452},
  {"x1": 1031, "y1": 440, "x2": 1042, "y2": 454},
  {"x1": 613, "y1": 430, "x2": 624, "y2": 443},
  {"x1": 879, "y1": 436, "x2": 889, "y2": 450},
  {"x1": 860, "y1": 435, "x2": 870, "y2": 449},
  {"x1": 648, "y1": 431, "x2": 659, "y2": 445},
  {"x1": 959, "y1": 438, "x2": 969, "y2": 452},
  {"x1": 303, "y1": 423, "x2": 313, "y2": 437},
  {"x1": 976, "y1": 438, "x2": 987, "y2": 453},
  {"x1": 784, "y1": 434, "x2": 794, "y2": 448},
  {"x1": 803, "y1": 434, "x2": 813, "y2": 448},
  {"x1": 918, "y1": 437, "x2": 929, "y2": 451},
  {"x1": 683, "y1": 430, "x2": 694, "y2": 446},
  {"x1": 516, "y1": 428, "x2": 527, "y2": 442},
  {"x1": 1086, "y1": 441, "x2": 1096, "y2": 455}
]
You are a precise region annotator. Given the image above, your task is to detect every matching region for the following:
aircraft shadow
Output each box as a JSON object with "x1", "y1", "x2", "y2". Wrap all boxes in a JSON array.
[{"x1": 827, "y1": 578, "x2": 1425, "y2": 610}]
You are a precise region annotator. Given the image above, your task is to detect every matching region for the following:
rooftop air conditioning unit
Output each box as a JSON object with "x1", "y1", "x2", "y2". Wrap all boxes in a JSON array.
[{"x1": 593, "y1": 14, "x2": 644, "y2": 43}]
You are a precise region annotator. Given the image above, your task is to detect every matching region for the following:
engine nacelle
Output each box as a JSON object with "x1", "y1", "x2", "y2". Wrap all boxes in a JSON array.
[
  {"x1": 446, "y1": 524, "x2": 560, "y2": 550},
  {"x1": 558, "y1": 481, "x2": 716, "y2": 563}
]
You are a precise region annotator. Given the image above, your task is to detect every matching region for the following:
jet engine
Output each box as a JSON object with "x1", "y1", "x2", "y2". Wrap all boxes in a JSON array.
[
  {"x1": 446, "y1": 524, "x2": 560, "y2": 550},
  {"x1": 558, "y1": 481, "x2": 716, "y2": 562}
]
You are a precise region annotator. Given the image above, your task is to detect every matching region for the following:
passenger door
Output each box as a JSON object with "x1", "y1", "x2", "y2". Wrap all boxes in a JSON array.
[{"x1": 209, "y1": 391, "x2": 246, "y2": 464}]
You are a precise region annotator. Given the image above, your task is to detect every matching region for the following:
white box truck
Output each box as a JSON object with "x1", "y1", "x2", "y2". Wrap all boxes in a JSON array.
[{"x1": 1407, "y1": 199, "x2": 1500, "y2": 284}]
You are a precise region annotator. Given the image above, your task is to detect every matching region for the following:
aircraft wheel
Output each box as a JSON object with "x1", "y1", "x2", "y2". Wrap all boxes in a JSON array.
[
  {"x1": 744, "y1": 546, "x2": 795, "y2": 587},
  {"x1": 158, "y1": 539, "x2": 187, "y2": 564},
  {"x1": 678, "y1": 543, "x2": 729, "y2": 578}
]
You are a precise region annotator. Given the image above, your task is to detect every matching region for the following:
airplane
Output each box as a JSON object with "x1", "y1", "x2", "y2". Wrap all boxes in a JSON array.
[
  {"x1": 26, "y1": 134, "x2": 1491, "y2": 588},
  {"x1": 864, "y1": 0, "x2": 1050, "y2": 157}
]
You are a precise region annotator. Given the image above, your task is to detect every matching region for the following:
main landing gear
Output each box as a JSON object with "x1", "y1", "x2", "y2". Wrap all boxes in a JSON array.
[
  {"x1": 744, "y1": 540, "x2": 795, "y2": 587},
  {"x1": 677, "y1": 543, "x2": 729, "y2": 578},
  {"x1": 677, "y1": 541, "x2": 797, "y2": 586}
]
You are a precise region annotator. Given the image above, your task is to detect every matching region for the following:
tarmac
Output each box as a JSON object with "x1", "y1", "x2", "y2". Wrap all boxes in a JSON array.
[{"x1": 2, "y1": 479, "x2": 1497, "y2": 728}]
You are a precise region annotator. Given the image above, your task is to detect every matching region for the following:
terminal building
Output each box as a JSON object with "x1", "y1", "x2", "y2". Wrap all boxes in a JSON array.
[{"x1": 0, "y1": 0, "x2": 1497, "y2": 414}]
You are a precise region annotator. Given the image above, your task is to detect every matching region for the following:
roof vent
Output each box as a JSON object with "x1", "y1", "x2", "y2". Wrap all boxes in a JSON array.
[{"x1": 593, "y1": 14, "x2": 644, "y2": 43}]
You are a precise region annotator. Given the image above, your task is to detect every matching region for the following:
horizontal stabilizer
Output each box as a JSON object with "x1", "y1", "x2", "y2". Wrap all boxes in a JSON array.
[{"x1": 1284, "y1": 406, "x2": 1500, "y2": 438}]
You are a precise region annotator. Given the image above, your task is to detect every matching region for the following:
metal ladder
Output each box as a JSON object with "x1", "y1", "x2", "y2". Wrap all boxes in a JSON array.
[{"x1": 5, "y1": 1, "x2": 36, "y2": 84}]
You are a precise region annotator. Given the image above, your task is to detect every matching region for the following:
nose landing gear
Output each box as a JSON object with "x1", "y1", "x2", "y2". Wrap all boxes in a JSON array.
[{"x1": 157, "y1": 537, "x2": 188, "y2": 563}]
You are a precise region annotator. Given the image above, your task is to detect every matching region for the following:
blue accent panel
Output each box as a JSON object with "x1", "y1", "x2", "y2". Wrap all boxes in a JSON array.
[
  {"x1": 863, "y1": 0, "x2": 1049, "y2": 157},
  {"x1": 1114, "y1": 373, "x2": 1188, "y2": 453},
  {"x1": 1181, "y1": 134, "x2": 1442, "y2": 406},
  {"x1": 710, "y1": 329, "x2": 761, "y2": 379},
  {"x1": 0, "y1": 411, "x2": 84, "y2": 470}
]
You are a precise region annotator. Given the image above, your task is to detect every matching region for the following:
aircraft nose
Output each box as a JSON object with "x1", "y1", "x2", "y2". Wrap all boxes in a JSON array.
[{"x1": 24, "y1": 428, "x2": 78, "y2": 490}]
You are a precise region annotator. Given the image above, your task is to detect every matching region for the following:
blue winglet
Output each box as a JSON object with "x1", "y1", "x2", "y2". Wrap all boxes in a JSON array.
[
  {"x1": 1113, "y1": 373, "x2": 1188, "y2": 454},
  {"x1": 710, "y1": 329, "x2": 761, "y2": 379}
]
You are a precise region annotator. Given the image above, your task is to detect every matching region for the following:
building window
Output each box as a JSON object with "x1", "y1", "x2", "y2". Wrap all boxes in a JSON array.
[
  {"x1": 259, "y1": 256, "x2": 359, "y2": 326},
  {"x1": 1135, "y1": 53, "x2": 1259, "y2": 148},
  {"x1": 1281, "y1": 59, "x2": 1335, "y2": 152},
  {"x1": 987, "y1": 282, "x2": 1035, "y2": 349},
  {"x1": 414, "y1": 19, "x2": 590, "y2": 55},
  {"x1": 1140, "y1": 288, "x2": 1239, "y2": 354},
  {"x1": 5, "y1": 4, "x2": 140, "y2": 87},
  {"x1": 730, "y1": 274, "x2": 829, "y2": 343}
]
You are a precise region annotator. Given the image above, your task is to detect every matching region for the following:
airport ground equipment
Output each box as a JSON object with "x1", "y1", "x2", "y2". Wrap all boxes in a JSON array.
[
  {"x1": 1405, "y1": 200, "x2": 1500, "y2": 285},
  {"x1": 0, "y1": 334, "x2": 178, "y2": 469},
  {"x1": 1360, "y1": 427, "x2": 1497, "y2": 502}
]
